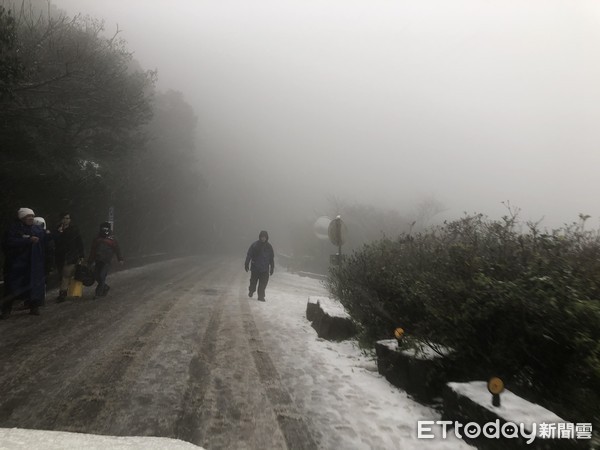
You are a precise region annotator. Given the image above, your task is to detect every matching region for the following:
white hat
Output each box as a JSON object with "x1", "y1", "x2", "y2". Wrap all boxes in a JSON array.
[
  {"x1": 18, "y1": 208, "x2": 35, "y2": 219},
  {"x1": 33, "y1": 217, "x2": 46, "y2": 229}
]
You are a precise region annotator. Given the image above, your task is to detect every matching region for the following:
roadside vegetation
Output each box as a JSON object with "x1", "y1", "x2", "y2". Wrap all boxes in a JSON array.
[
  {"x1": 0, "y1": 1, "x2": 205, "y2": 256},
  {"x1": 327, "y1": 208, "x2": 600, "y2": 428}
]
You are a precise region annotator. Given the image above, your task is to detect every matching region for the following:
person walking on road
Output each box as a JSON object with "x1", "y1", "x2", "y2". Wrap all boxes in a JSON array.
[
  {"x1": 88, "y1": 222, "x2": 123, "y2": 298},
  {"x1": 1, "y1": 208, "x2": 48, "y2": 318},
  {"x1": 244, "y1": 230, "x2": 275, "y2": 302},
  {"x1": 54, "y1": 212, "x2": 85, "y2": 302}
]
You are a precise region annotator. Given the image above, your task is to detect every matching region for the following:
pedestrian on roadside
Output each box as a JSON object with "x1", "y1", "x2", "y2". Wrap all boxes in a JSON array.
[
  {"x1": 244, "y1": 230, "x2": 275, "y2": 302},
  {"x1": 1, "y1": 208, "x2": 48, "y2": 318},
  {"x1": 33, "y1": 217, "x2": 54, "y2": 277},
  {"x1": 33, "y1": 217, "x2": 55, "y2": 301},
  {"x1": 88, "y1": 222, "x2": 123, "y2": 298},
  {"x1": 53, "y1": 212, "x2": 85, "y2": 303}
]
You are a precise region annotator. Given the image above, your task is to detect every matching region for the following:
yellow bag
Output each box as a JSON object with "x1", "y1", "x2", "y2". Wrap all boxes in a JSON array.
[{"x1": 67, "y1": 279, "x2": 83, "y2": 297}]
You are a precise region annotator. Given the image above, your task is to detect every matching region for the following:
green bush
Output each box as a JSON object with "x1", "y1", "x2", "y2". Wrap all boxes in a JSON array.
[{"x1": 327, "y1": 213, "x2": 600, "y2": 426}]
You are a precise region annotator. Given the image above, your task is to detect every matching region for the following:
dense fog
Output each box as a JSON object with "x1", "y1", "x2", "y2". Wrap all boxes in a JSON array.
[{"x1": 13, "y1": 0, "x2": 600, "y2": 253}]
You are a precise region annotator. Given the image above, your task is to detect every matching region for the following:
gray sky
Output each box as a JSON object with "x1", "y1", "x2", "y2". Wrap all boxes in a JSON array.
[{"x1": 52, "y1": 0, "x2": 600, "y2": 230}]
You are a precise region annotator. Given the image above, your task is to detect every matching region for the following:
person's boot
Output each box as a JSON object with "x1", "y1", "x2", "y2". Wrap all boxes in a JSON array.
[
  {"x1": 248, "y1": 291, "x2": 254, "y2": 298},
  {"x1": 56, "y1": 290, "x2": 67, "y2": 303},
  {"x1": 29, "y1": 306, "x2": 40, "y2": 316}
]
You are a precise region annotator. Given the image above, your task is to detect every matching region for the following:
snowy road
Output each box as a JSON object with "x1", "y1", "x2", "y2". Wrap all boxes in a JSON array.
[{"x1": 0, "y1": 256, "x2": 470, "y2": 450}]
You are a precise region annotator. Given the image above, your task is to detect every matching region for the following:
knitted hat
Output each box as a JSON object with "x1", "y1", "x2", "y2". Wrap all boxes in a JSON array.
[
  {"x1": 33, "y1": 217, "x2": 46, "y2": 229},
  {"x1": 18, "y1": 208, "x2": 35, "y2": 219}
]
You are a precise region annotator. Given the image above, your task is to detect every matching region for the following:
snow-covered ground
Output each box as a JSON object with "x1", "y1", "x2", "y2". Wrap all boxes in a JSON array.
[
  {"x1": 447, "y1": 381, "x2": 565, "y2": 430},
  {"x1": 0, "y1": 263, "x2": 472, "y2": 449},
  {"x1": 245, "y1": 269, "x2": 472, "y2": 449},
  {"x1": 0, "y1": 429, "x2": 202, "y2": 450}
]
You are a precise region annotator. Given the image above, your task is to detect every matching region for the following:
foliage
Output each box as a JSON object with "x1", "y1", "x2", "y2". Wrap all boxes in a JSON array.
[
  {"x1": 0, "y1": 2, "x2": 154, "y2": 223},
  {"x1": 0, "y1": 5, "x2": 23, "y2": 98},
  {"x1": 0, "y1": 1, "x2": 205, "y2": 258},
  {"x1": 326, "y1": 196, "x2": 412, "y2": 253},
  {"x1": 115, "y1": 90, "x2": 205, "y2": 254},
  {"x1": 327, "y1": 212, "x2": 600, "y2": 425},
  {"x1": 285, "y1": 199, "x2": 413, "y2": 274}
]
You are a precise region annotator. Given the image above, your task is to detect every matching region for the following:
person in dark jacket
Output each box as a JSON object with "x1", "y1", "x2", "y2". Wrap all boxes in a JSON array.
[
  {"x1": 53, "y1": 212, "x2": 85, "y2": 302},
  {"x1": 1, "y1": 208, "x2": 48, "y2": 318},
  {"x1": 88, "y1": 222, "x2": 123, "y2": 298},
  {"x1": 33, "y1": 217, "x2": 55, "y2": 281},
  {"x1": 244, "y1": 230, "x2": 275, "y2": 302}
]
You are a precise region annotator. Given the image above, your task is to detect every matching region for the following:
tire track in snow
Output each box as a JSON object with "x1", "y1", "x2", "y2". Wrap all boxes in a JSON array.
[
  {"x1": 174, "y1": 286, "x2": 225, "y2": 444},
  {"x1": 0, "y1": 259, "x2": 209, "y2": 429},
  {"x1": 239, "y1": 287, "x2": 318, "y2": 450}
]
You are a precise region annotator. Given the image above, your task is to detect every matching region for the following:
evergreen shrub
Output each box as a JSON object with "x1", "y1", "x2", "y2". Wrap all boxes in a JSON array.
[{"x1": 327, "y1": 213, "x2": 600, "y2": 426}]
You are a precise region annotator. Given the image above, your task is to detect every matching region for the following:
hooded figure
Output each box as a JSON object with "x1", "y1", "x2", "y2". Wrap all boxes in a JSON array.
[
  {"x1": 88, "y1": 221, "x2": 123, "y2": 298},
  {"x1": 244, "y1": 230, "x2": 275, "y2": 301},
  {"x1": 1, "y1": 208, "x2": 48, "y2": 318}
]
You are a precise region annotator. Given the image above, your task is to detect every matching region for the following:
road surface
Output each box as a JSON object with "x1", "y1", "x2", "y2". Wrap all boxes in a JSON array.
[{"x1": 0, "y1": 256, "x2": 317, "y2": 450}]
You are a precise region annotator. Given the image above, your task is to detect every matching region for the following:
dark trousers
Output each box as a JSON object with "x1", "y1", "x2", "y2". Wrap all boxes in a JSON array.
[
  {"x1": 2, "y1": 272, "x2": 42, "y2": 313},
  {"x1": 1, "y1": 287, "x2": 40, "y2": 313},
  {"x1": 94, "y1": 261, "x2": 111, "y2": 295},
  {"x1": 249, "y1": 270, "x2": 269, "y2": 299},
  {"x1": 1, "y1": 289, "x2": 19, "y2": 314}
]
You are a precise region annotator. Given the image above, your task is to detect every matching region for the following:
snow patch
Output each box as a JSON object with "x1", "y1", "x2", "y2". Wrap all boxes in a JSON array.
[
  {"x1": 379, "y1": 339, "x2": 452, "y2": 360},
  {"x1": 0, "y1": 428, "x2": 203, "y2": 450},
  {"x1": 252, "y1": 272, "x2": 473, "y2": 449},
  {"x1": 308, "y1": 295, "x2": 350, "y2": 318},
  {"x1": 447, "y1": 381, "x2": 565, "y2": 430}
]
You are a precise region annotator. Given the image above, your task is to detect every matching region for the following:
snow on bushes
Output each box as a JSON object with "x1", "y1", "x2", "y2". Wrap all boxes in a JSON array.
[{"x1": 327, "y1": 212, "x2": 600, "y2": 429}]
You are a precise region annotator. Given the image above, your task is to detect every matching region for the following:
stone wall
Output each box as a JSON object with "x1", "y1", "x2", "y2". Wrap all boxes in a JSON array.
[
  {"x1": 375, "y1": 339, "x2": 451, "y2": 404},
  {"x1": 306, "y1": 297, "x2": 357, "y2": 341},
  {"x1": 442, "y1": 382, "x2": 587, "y2": 450}
]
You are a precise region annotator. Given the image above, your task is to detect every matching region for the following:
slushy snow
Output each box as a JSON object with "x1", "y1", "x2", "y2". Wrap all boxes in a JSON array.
[{"x1": 0, "y1": 266, "x2": 473, "y2": 449}]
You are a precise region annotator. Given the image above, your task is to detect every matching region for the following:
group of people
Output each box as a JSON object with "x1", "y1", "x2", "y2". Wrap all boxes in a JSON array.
[
  {"x1": 1, "y1": 208, "x2": 123, "y2": 319},
  {"x1": 2, "y1": 214, "x2": 275, "y2": 318}
]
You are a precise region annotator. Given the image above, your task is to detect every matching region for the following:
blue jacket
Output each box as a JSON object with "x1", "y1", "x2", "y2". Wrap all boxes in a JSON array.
[
  {"x1": 2, "y1": 220, "x2": 47, "y2": 305},
  {"x1": 245, "y1": 237, "x2": 274, "y2": 273}
]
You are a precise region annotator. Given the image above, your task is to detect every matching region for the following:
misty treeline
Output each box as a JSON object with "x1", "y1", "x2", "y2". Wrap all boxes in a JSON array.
[
  {"x1": 0, "y1": 0, "x2": 205, "y2": 259},
  {"x1": 328, "y1": 211, "x2": 600, "y2": 429},
  {"x1": 286, "y1": 196, "x2": 444, "y2": 274}
]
